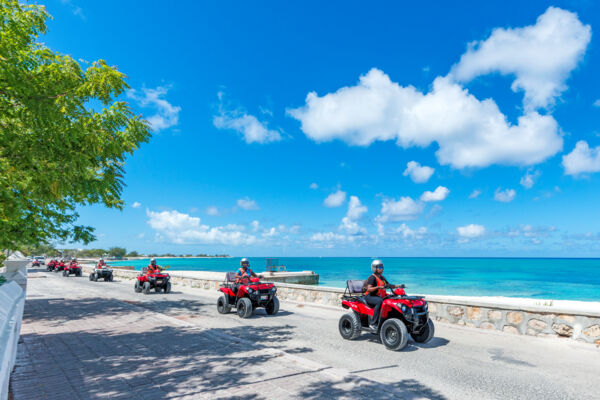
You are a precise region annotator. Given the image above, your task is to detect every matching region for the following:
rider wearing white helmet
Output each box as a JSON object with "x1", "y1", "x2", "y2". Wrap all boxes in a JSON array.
[
  {"x1": 96, "y1": 257, "x2": 106, "y2": 269},
  {"x1": 364, "y1": 259, "x2": 400, "y2": 330},
  {"x1": 147, "y1": 258, "x2": 161, "y2": 274},
  {"x1": 236, "y1": 258, "x2": 257, "y2": 281}
]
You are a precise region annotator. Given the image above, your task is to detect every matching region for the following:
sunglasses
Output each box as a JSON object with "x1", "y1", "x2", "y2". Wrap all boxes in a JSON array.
[{"x1": 376, "y1": 265, "x2": 384, "y2": 269}]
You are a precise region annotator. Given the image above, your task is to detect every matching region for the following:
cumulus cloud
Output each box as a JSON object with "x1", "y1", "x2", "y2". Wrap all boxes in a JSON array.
[
  {"x1": 146, "y1": 209, "x2": 256, "y2": 245},
  {"x1": 213, "y1": 92, "x2": 281, "y2": 144},
  {"x1": 206, "y1": 206, "x2": 220, "y2": 216},
  {"x1": 237, "y1": 197, "x2": 259, "y2": 210},
  {"x1": 323, "y1": 190, "x2": 347, "y2": 207},
  {"x1": 340, "y1": 196, "x2": 368, "y2": 235},
  {"x1": 309, "y1": 182, "x2": 318, "y2": 190},
  {"x1": 309, "y1": 232, "x2": 348, "y2": 246},
  {"x1": 132, "y1": 202, "x2": 141, "y2": 208},
  {"x1": 594, "y1": 99, "x2": 600, "y2": 107},
  {"x1": 494, "y1": 188, "x2": 516, "y2": 202},
  {"x1": 457, "y1": 224, "x2": 486, "y2": 238},
  {"x1": 403, "y1": 161, "x2": 435, "y2": 183},
  {"x1": 469, "y1": 190, "x2": 481, "y2": 199},
  {"x1": 451, "y1": 7, "x2": 591, "y2": 110},
  {"x1": 376, "y1": 196, "x2": 424, "y2": 222},
  {"x1": 420, "y1": 186, "x2": 450, "y2": 202},
  {"x1": 562, "y1": 140, "x2": 600, "y2": 176},
  {"x1": 289, "y1": 69, "x2": 562, "y2": 169},
  {"x1": 520, "y1": 169, "x2": 541, "y2": 189},
  {"x1": 287, "y1": 8, "x2": 592, "y2": 169},
  {"x1": 128, "y1": 86, "x2": 181, "y2": 131},
  {"x1": 396, "y1": 223, "x2": 427, "y2": 239}
]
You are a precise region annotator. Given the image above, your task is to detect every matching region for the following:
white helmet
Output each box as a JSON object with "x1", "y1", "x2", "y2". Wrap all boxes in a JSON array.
[
  {"x1": 240, "y1": 258, "x2": 249, "y2": 267},
  {"x1": 100, "y1": 258, "x2": 104, "y2": 262},
  {"x1": 150, "y1": 258, "x2": 156, "y2": 265},
  {"x1": 371, "y1": 259, "x2": 384, "y2": 272}
]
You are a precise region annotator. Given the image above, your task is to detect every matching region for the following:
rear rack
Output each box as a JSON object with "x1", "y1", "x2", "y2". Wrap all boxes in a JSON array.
[{"x1": 342, "y1": 280, "x2": 365, "y2": 301}]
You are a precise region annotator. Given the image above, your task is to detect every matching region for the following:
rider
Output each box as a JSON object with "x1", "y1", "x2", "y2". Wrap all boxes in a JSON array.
[
  {"x1": 147, "y1": 258, "x2": 161, "y2": 274},
  {"x1": 364, "y1": 260, "x2": 400, "y2": 330},
  {"x1": 235, "y1": 258, "x2": 258, "y2": 289},
  {"x1": 96, "y1": 258, "x2": 107, "y2": 269},
  {"x1": 69, "y1": 257, "x2": 78, "y2": 267}
]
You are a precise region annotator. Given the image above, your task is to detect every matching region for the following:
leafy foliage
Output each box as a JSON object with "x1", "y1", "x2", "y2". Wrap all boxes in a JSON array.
[
  {"x1": 0, "y1": 1, "x2": 151, "y2": 258},
  {"x1": 108, "y1": 246, "x2": 126, "y2": 258}
]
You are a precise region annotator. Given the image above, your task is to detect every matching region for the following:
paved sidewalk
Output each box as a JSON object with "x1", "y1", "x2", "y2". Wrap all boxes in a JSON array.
[{"x1": 10, "y1": 274, "x2": 440, "y2": 399}]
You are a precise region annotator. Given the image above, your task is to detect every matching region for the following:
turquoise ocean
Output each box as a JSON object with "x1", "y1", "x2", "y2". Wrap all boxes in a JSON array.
[{"x1": 109, "y1": 257, "x2": 600, "y2": 301}]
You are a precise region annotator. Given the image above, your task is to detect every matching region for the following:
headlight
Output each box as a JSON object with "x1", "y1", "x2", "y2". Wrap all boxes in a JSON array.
[
  {"x1": 248, "y1": 288, "x2": 254, "y2": 293},
  {"x1": 401, "y1": 305, "x2": 407, "y2": 313},
  {"x1": 271, "y1": 287, "x2": 277, "y2": 293}
]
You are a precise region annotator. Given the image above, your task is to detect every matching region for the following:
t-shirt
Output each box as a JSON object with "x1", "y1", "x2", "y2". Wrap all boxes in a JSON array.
[{"x1": 365, "y1": 274, "x2": 389, "y2": 292}]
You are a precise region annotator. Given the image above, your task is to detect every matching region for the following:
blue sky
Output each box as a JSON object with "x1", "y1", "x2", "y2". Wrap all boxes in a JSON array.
[{"x1": 42, "y1": 0, "x2": 600, "y2": 256}]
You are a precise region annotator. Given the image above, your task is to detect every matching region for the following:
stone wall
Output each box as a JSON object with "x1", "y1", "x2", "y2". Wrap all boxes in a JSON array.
[{"x1": 86, "y1": 265, "x2": 600, "y2": 345}]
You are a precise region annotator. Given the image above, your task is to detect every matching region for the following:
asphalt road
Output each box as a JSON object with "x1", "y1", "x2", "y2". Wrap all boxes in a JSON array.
[{"x1": 26, "y1": 268, "x2": 600, "y2": 400}]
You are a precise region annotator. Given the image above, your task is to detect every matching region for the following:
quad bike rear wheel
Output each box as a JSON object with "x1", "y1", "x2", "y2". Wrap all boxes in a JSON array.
[
  {"x1": 411, "y1": 318, "x2": 435, "y2": 344},
  {"x1": 380, "y1": 318, "x2": 409, "y2": 351},
  {"x1": 217, "y1": 296, "x2": 232, "y2": 314},
  {"x1": 142, "y1": 281, "x2": 151, "y2": 295},
  {"x1": 265, "y1": 297, "x2": 279, "y2": 315},
  {"x1": 134, "y1": 280, "x2": 142, "y2": 293},
  {"x1": 236, "y1": 297, "x2": 253, "y2": 318},
  {"x1": 339, "y1": 312, "x2": 362, "y2": 340},
  {"x1": 164, "y1": 282, "x2": 171, "y2": 293},
  {"x1": 108, "y1": 274, "x2": 114, "y2": 282},
  {"x1": 89, "y1": 273, "x2": 94, "y2": 281}
]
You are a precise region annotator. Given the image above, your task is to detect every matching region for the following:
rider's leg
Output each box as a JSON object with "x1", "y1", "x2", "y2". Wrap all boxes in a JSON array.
[{"x1": 365, "y1": 295, "x2": 383, "y2": 327}]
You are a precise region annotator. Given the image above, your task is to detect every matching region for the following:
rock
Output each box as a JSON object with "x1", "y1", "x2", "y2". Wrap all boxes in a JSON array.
[
  {"x1": 480, "y1": 322, "x2": 495, "y2": 330},
  {"x1": 436, "y1": 317, "x2": 449, "y2": 323},
  {"x1": 552, "y1": 323, "x2": 574, "y2": 337},
  {"x1": 527, "y1": 319, "x2": 547, "y2": 331},
  {"x1": 583, "y1": 325, "x2": 600, "y2": 338},
  {"x1": 558, "y1": 315, "x2": 575, "y2": 323},
  {"x1": 457, "y1": 320, "x2": 465, "y2": 326},
  {"x1": 487, "y1": 310, "x2": 502, "y2": 321},
  {"x1": 506, "y1": 312, "x2": 523, "y2": 325},
  {"x1": 466, "y1": 322, "x2": 476, "y2": 328},
  {"x1": 428, "y1": 303, "x2": 438, "y2": 314},
  {"x1": 466, "y1": 307, "x2": 482, "y2": 321},
  {"x1": 526, "y1": 328, "x2": 537, "y2": 336},
  {"x1": 503, "y1": 325, "x2": 519, "y2": 334},
  {"x1": 447, "y1": 306, "x2": 464, "y2": 319}
]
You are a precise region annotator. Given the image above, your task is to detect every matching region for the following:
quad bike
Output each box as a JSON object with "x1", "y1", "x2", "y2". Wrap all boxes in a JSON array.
[
  {"x1": 338, "y1": 280, "x2": 434, "y2": 351},
  {"x1": 134, "y1": 267, "x2": 171, "y2": 294},
  {"x1": 54, "y1": 261, "x2": 66, "y2": 272},
  {"x1": 63, "y1": 263, "x2": 82, "y2": 277},
  {"x1": 46, "y1": 261, "x2": 56, "y2": 272},
  {"x1": 217, "y1": 272, "x2": 279, "y2": 318},
  {"x1": 89, "y1": 265, "x2": 114, "y2": 282},
  {"x1": 32, "y1": 259, "x2": 40, "y2": 268}
]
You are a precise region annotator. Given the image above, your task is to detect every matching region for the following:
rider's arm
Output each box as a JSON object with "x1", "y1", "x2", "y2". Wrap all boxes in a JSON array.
[
  {"x1": 250, "y1": 270, "x2": 258, "y2": 277},
  {"x1": 365, "y1": 275, "x2": 382, "y2": 294}
]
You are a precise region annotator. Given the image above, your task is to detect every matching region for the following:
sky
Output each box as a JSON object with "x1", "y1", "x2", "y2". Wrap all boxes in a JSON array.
[{"x1": 40, "y1": 0, "x2": 600, "y2": 257}]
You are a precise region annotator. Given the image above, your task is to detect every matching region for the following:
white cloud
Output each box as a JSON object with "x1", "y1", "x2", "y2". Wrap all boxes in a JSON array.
[
  {"x1": 309, "y1": 182, "x2": 318, "y2": 190},
  {"x1": 206, "y1": 206, "x2": 220, "y2": 216},
  {"x1": 251, "y1": 220, "x2": 261, "y2": 232},
  {"x1": 128, "y1": 86, "x2": 181, "y2": 131},
  {"x1": 594, "y1": 99, "x2": 600, "y2": 107},
  {"x1": 309, "y1": 232, "x2": 349, "y2": 247},
  {"x1": 340, "y1": 196, "x2": 368, "y2": 235},
  {"x1": 403, "y1": 161, "x2": 435, "y2": 183},
  {"x1": 237, "y1": 197, "x2": 259, "y2": 210},
  {"x1": 420, "y1": 186, "x2": 450, "y2": 202},
  {"x1": 451, "y1": 7, "x2": 591, "y2": 110},
  {"x1": 262, "y1": 227, "x2": 279, "y2": 238},
  {"x1": 469, "y1": 189, "x2": 481, "y2": 199},
  {"x1": 132, "y1": 202, "x2": 141, "y2": 208},
  {"x1": 457, "y1": 224, "x2": 486, "y2": 238},
  {"x1": 146, "y1": 209, "x2": 257, "y2": 245},
  {"x1": 289, "y1": 69, "x2": 562, "y2": 169},
  {"x1": 323, "y1": 190, "x2": 347, "y2": 208},
  {"x1": 376, "y1": 196, "x2": 424, "y2": 222},
  {"x1": 396, "y1": 223, "x2": 427, "y2": 239},
  {"x1": 520, "y1": 169, "x2": 541, "y2": 189},
  {"x1": 562, "y1": 140, "x2": 600, "y2": 176},
  {"x1": 494, "y1": 188, "x2": 516, "y2": 202}
]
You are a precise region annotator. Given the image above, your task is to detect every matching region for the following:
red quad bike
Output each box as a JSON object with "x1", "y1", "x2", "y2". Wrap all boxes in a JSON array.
[
  {"x1": 339, "y1": 280, "x2": 435, "y2": 351},
  {"x1": 134, "y1": 267, "x2": 171, "y2": 294},
  {"x1": 46, "y1": 260, "x2": 56, "y2": 272},
  {"x1": 55, "y1": 261, "x2": 66, "y2": 273},
  {"x1": 32, "y1": 259, "x2": 40, "y2": 268},
  {"x1": 217, "y1": 272, "x2": 279, "y2": 318},
  {"x1": 63, "y1": 263, "x2": 82, "y2": 277}
]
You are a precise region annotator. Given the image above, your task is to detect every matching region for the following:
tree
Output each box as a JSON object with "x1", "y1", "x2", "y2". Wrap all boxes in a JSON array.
[
  {"x1": 108, "y1": 247, "x2": 126, "y2": 259},
  {"x1": 0, "y1": 1, "x2": 151, "y2": 261},
  {"x1": 126, "y1": 250, "x2": 139, "y2": 257}
]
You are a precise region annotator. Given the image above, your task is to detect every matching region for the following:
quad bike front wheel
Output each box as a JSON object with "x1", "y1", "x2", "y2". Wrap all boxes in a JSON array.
[
  {"x1": 142, "y1": 281, "x2": 151, "y2": 295},
  {"x1": 89, "y1": 273, "x2": 94, "y2": 281},
  {"x1": 134, "y1": 280, "x2": 142, "y2": 293},
  {"x1": 77, "y1": 270, "x2": 82, "y2": 277},
  {"x1": 62, "y1": 270, "x2": 67, "y2": 277},
  {"x1": 164, "y1": 282, "x2": 171, "y2": 293},
  {"x1": 108, "y1": 274, "x2": 114, "y2": 282},
  {"x1": 236, "y1": 297, "x2": 253, "y2": 318},
  {"x1": 411, "y1": 318, "x2": 435, "y2": 344},
  {"x1": 339, "y1": 312, "x2": 362, "y2": 340},
  {"x1": 217, "y1": 296, "x2": 232, "y2": 314},
  {"x1": 265, "y1": 297, "x2": 279, "y2": 315},
  {"x1": 380, "y1": 318, "x2": 409, "y2": 351}
]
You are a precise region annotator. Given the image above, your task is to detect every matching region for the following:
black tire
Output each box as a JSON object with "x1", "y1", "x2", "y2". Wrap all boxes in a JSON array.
[
  {"x1": 142, "y1": 281, "x2": 151, "y2": 294},
  {"x1": 89, "y1": 273, "x2": 94, "y2": 281},
  {"x1": 155, "y1": 286, "x2": 161, "y2": 293},
  {"x1": 62, "y1": 270, "x2": 67, "y2": 277},
  {"x1": 164, "y1": 282, "x2": 171, "y2": 293},
  {"x1": 217, "y1": 296, "x2": 232, "y2": 314},
  {"x1": 236, "y1": 297, "x2": 253, "y2": 318},
  {"x1": 108, "y1": 274, "x2": 113, "y2": 282},
  {"x1": 93, "y1": 273, "x2": 98, "y2": 282},
  {"x1": 339, "y1": 312, "x2": 362, "y2": 340},
  {"x1": 134, "y1": 280, "x2": 142, "y2": 293},
  {"x1": 77, "y1": 270, "x2": 82, "y2": 277},
  {"x1": 412, "y1": 318, "x2": 435, "y2": 344},
  {"x1": 265, "y1": 296, "x2": 279, "y2": 315},
  {"x1": 380, "y1": 318, "x2": 409, "y2": 351}
]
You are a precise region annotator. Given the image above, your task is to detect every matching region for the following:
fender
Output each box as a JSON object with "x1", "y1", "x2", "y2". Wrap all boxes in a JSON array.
[
  {"x1": 219, "y1": 287, "x2": 235, "y2": 297},
  {"x1": 341, "y1": 300, "x2": 373, "y2": 316}
]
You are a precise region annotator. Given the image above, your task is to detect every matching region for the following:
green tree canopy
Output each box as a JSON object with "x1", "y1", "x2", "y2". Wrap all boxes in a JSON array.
[
  {"x1": 0, "y1": 1, "x2": 151, "y2": 259},
  {"x1": 108, "y1": 247, "x2": 126, "y2": 258}
]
